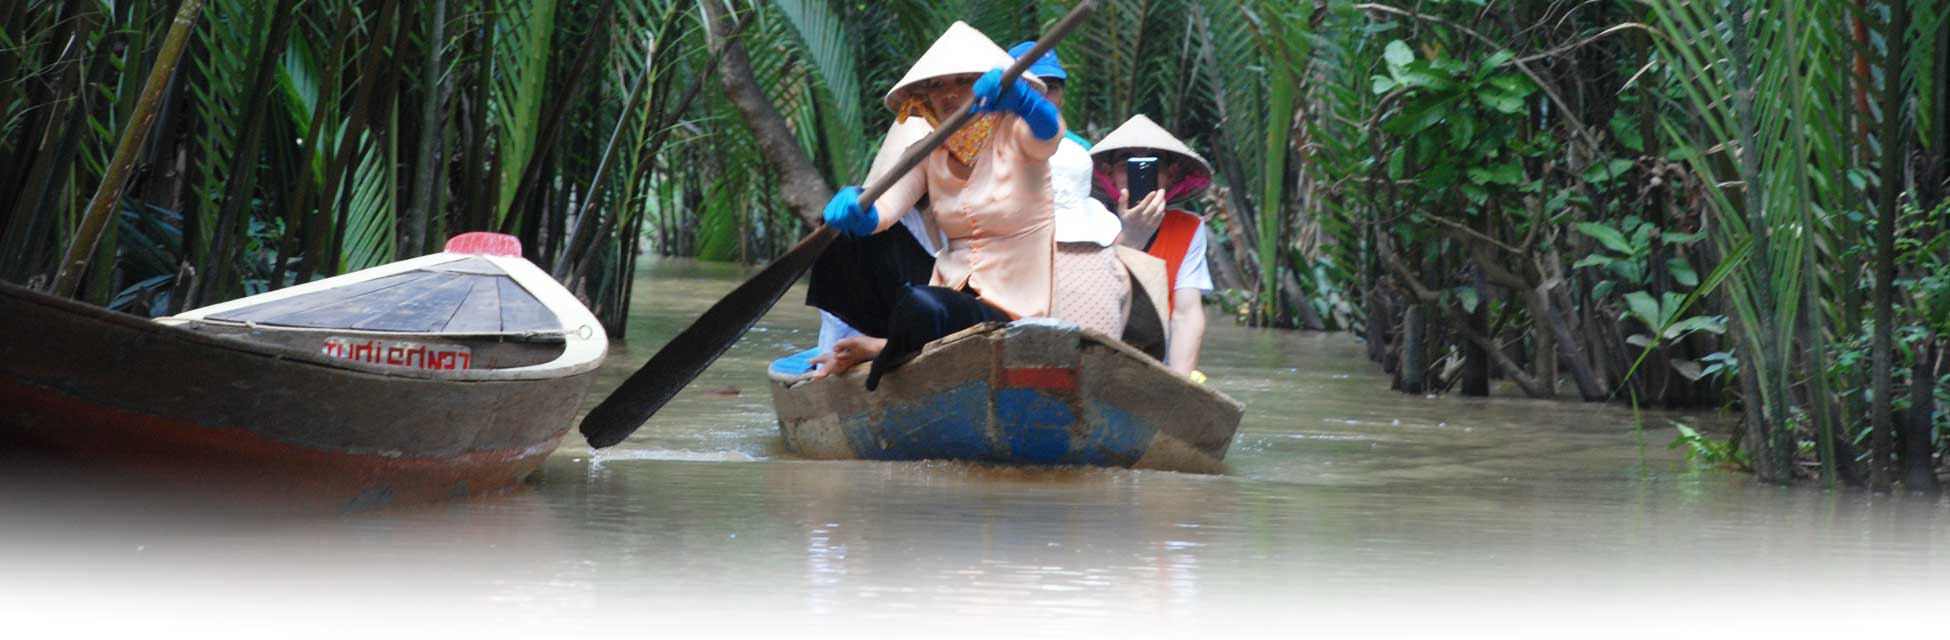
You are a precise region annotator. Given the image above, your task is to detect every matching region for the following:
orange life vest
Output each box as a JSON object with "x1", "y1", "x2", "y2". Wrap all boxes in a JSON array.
[{"x1": 1145, "y1": 209, "x2": 1202, "y2": 312}]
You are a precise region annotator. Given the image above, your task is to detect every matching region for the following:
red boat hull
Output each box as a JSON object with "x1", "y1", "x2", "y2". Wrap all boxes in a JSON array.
[{"x1": 0, "y1": 282, "x2": 593, "y2": 511}]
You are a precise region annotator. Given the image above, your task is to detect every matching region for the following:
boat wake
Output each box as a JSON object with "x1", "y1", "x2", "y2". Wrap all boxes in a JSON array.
[{"x1": 589, "y1": 448, "x2": 766, "y2": 464}]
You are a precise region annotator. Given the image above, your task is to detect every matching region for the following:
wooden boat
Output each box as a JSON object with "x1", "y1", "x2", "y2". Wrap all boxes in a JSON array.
[
  {"x1": 766, "y1": 319, "x2": 1244, "y2": 473},
  {"x1": 0, "y1": 233, "x2": 606, "y2": 510}
]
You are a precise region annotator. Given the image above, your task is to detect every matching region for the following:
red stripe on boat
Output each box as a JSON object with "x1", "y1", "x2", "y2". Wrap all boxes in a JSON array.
[
  {"x1": 444, "y1": 232, "x2": 523, "y2": 256},
  {"x1": 1001, "y1": 367, "x2": 1078, "y2": 390},
  {"x1": 0, "y1": 377, "x2": 561, "y2": 511}
]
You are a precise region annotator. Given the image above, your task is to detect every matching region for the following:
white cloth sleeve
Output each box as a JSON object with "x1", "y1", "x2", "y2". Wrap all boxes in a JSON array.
[{"x1": 1177, "y1": 224, "x2": 1214, "y2": 293}]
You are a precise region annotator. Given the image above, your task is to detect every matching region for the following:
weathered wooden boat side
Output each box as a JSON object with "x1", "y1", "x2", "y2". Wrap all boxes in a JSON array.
[
  {"x1": 0, "y1": 235, "x2": 606, "y2": 510},
  {"x1": 767, "y1": 320, "x2": 1244, "y2": 473}
]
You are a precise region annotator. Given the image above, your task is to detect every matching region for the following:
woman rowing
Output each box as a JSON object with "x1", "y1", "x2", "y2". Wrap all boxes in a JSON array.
[
  {"x1": 810, "y1": 22, "x2": 1065, "y2": 390},
  {"x1": 807, "y1": 117, "x2": 940, "y2": 375}
]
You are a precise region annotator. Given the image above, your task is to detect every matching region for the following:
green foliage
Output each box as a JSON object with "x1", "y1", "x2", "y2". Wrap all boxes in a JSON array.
[
  {"x1": 1371, "y1": 40, "x2": 1537, "y2": 207},
  {"x1": 1668, "y1": 422, "x2": 1749, "y2": 468},
  {"x1": 492, "y1": 0, "x2": 558, "y2": 224}
]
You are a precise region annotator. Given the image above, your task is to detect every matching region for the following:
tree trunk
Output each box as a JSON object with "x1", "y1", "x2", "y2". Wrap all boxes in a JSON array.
[
  {"x1": 700, "y1": 0, "x2": 830, "y2": 226},
  {"x1": 1546, "y1": 286, "x2": 1605, "y2": 400},
  {"x1": 1870, "y1": 0, "x2": 1911, "y2": 492},
  {"x1": 406, "y1": 0, "x2": 447, "y2": 258},
  {"x1": 1902, "y1": 341, "x2": 1940, "y2": 494}
]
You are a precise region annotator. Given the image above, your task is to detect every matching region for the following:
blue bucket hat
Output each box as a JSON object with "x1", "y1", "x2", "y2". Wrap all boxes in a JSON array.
[{"x1": 1007, "y1": 41, "x2": 1067, "y2": 81}]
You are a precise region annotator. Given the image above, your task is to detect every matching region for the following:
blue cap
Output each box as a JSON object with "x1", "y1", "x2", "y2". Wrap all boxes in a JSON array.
[{"x1": 1007, "y1": 41, "x2": 1067, "y2": 81}]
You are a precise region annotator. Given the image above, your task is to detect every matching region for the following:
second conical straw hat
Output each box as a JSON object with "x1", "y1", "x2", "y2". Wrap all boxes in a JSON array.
[
  {"x1": 1090, "y1": 114, "x2": 1214, "y2": 179},
  {"x1": 882, "y1": 21, "x2": 1043, "y2": 112}
]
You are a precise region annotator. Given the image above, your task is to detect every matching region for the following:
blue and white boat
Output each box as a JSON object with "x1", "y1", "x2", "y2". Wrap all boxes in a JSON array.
[{"x1": 766, "y1": 320, "x2": 1243, "y2": 473}]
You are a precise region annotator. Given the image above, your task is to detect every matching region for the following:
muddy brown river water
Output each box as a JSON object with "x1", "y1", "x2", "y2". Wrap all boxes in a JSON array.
[{"x1": 3, "y1": 259, "x2": 1944, "y2": 637}]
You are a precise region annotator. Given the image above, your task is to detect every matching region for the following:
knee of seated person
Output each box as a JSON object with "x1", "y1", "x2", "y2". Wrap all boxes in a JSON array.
[{"x1": 892, "y1": 286, "x2": 953, "y2": 318}]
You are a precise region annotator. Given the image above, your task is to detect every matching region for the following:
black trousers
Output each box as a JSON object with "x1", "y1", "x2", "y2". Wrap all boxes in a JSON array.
[
  {"x1": 806, "y1": 230, "x2": 1008, "y2": 390},
  {"x1": 867, "y1": 285, "x2": 1010, "y2": 390},
  {"x1": 806, "y1": 229, "x2": 935, "y2": 338}
]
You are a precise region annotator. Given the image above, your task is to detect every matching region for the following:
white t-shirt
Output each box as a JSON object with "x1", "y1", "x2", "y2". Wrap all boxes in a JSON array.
[{"x1": 1176, "y1": 223, "x2": 1213, "y2": 293}]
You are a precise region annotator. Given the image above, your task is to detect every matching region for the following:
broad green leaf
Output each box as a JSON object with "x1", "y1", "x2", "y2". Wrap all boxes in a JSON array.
[
  {"x1": 1623, "y1": 290, "x2": 1661, "y2": 327},
  {"x1": 1456, "y1": 287, "x2": 1480, "y2": 313},
  {"x1": 1479, "y1": 50, "x2": 1515, "y2": 72},
  {"x1": 1396, "y1": 63, "x2": 1457, "y2": 91},
  {"x1": 1581, "y1": 158, "x2": 1635, "y2": 183},
  {"x1": 1592, "y1": 279, "x2": 1617, "y2": 301},
  {"x1": 1385, "y1": 93, "x2": 1462, "y2": 136},
  {"x1": 1384, "y1": 40, "x2": 1414, "y2": 68},
  {"x1": 1485, "y1": 73, "x2": 1535, "y2": 97},
  {"x1": 1477, "y1": 88, "x2": 1525, "y2": 114},
  {"x1": 1449, "y1": 110, "x2": 1477, "y2": 148},
  {"x1": 1662, "y1": 315, "x2": 1728, "y2": 339},
  {"x1": 1670, "y1": 358, "x2": 1706, "y2": 381},
  {"x1": 1609, "y1": 112, "x2": 1644, "y2": 152},
  {"x1": 1485, "y1": 161, "x2": 1522, "y2": 184},
  {"x1": 1575, "y1": 221, "x2": 1636, "y2": 255},
  {"x1": 1667, "y1": 257, "x2": 1699, "y2": 287}
]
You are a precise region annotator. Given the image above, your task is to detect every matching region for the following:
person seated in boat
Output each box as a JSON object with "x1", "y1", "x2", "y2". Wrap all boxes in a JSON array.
[
  {"x1": 809, "y1": 117, "x2": 942, "y2": 375},
  {"x1": 812, "y1": 22, "x2": 1065, "y2": 390},
  {"x1": 1090, "y1": 115, "x2": 1216, "y2": 379},
  {"x1": 1006, "y1": 40, "x2": 1171, "y2": 359}
]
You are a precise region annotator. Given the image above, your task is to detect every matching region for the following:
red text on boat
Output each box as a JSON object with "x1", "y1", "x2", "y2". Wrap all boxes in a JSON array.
[{"x1": 321, "y1": 337, "x2": 473, "y2": 370}]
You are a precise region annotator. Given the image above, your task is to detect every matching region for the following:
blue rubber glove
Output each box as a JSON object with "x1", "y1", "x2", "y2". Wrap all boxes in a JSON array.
[
  {"x1": 969, "y1": 68, "x2": 1062, "y2": 141},
  {"x1": 822, "y1": 185, "x2": 879, "y2": 237}
]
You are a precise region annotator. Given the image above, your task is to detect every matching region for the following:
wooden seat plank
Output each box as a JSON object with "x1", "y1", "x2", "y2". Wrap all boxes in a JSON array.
[
  {"x1": 497, "y1": 278, "x2": 559, "y2": 333},
  {"x1": 210, "y1": 271, "x2": 437, "y2": 324},
  {"x1": 442, "y1": 276, "x2": 506, "y2": 333},
  {"x1": 350, "y1": 273, "x2": 481, "y2": 332}
]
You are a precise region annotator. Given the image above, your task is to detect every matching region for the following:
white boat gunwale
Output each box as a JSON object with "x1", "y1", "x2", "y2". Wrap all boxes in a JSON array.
[{"x1": 161, "y1": 252, "x2": 607, "y2": 382}]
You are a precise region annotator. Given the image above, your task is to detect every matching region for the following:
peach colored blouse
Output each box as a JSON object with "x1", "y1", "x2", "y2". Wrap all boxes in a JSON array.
[{"x1": 921, "y1": 117, "x2": 1059, "y2": 319}]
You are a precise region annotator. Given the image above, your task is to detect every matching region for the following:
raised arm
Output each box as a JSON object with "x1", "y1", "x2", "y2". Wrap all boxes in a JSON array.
[{"x1": 972, "y1": 68, "x2": 1063, "y2": 160}]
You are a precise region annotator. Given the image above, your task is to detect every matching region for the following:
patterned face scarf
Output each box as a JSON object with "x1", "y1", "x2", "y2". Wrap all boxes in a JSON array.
[{"x1": 898, "y1": 94, "x2": 998, "y2": 166}]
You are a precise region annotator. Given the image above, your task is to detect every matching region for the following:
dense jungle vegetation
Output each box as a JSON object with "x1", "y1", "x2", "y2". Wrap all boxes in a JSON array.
[{"x1": 2, "y1": 0, "x2": 1944, "y2": 491}]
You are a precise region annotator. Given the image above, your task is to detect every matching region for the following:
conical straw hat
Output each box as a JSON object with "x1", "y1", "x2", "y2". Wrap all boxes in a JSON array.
[
  {"x1": 865, "y1": 117, "x2": 934, "y2": 184},
  {"x1": 1090, "y1": 114, "x2": 1214, "y2": 180},
  {"x1": 883, "y1": 21, "x2": 1043, "y2": 112}
]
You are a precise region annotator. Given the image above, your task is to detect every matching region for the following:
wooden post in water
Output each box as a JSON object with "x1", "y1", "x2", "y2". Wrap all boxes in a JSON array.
[
  {"x1": 1399, "y1": 304, "x2": 1427, "y2": 394},
  {"x1": 1462, "y1": 272, "x2": 1490, "y2": 396}
]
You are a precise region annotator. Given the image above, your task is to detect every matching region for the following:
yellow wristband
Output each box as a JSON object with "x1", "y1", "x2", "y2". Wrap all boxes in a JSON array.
[{"x1": 1188, "y1": 370, "x2": 1207, "y2": 385}]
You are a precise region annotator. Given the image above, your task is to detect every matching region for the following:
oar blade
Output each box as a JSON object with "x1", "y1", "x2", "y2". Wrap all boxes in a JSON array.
[{"x1": 579, "y1": 227, "x2": 837, "y2": 448}]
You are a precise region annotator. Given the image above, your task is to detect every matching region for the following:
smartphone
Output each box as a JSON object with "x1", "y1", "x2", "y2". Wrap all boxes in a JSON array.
[{"x1": 1126, "y1": 156, "x2": 1159, "y2": 203}]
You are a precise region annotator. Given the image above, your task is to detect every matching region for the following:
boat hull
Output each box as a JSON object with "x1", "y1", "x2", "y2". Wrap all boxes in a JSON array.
[
  {"x1": 769, "y1": 321, "x2": 1243, "y2": 473},
  {"x1": 0, "y1": 282, "x2": 594, "y2": 511}
]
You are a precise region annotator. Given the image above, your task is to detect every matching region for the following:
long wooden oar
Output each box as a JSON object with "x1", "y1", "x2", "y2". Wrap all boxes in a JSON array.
[{"x1": 579, "y1": 1, "x2": 1099, "y2": 449}]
